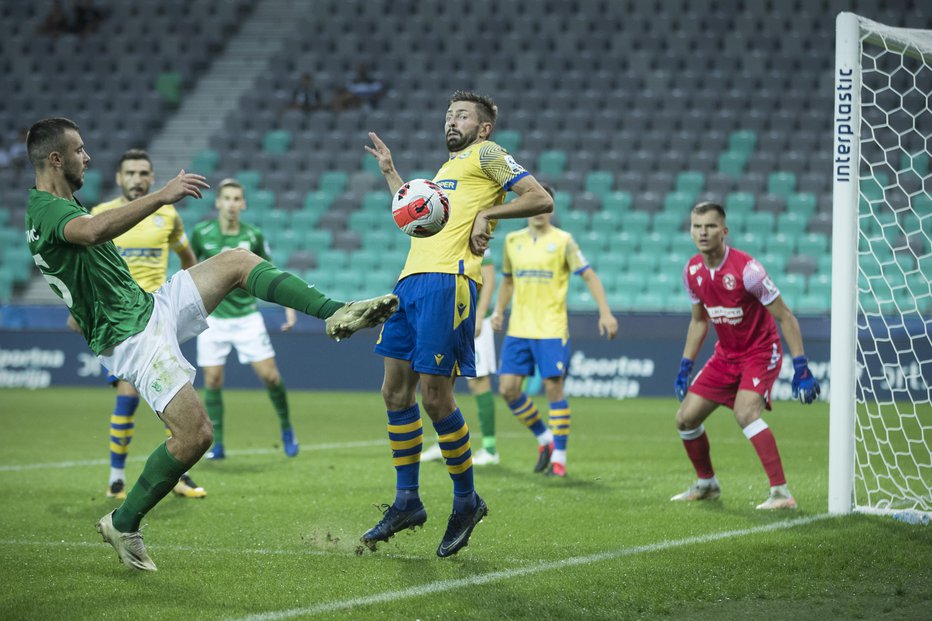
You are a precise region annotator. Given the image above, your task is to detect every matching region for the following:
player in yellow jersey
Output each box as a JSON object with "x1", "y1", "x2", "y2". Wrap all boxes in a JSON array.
[
  {"x1": 362, "y1": 91, "x2": 553, "y2": 557},
  {"x1": 89, "y1": 150, "x2": 205, "y2": 500},
  {"x1": 492, "y1": 185, "x2": 618, "y2": 477}
]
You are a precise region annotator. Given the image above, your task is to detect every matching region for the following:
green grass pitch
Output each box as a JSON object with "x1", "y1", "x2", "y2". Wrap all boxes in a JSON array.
[{"x1": 0, "y1": 388, "x2": 929, "y2": 620}]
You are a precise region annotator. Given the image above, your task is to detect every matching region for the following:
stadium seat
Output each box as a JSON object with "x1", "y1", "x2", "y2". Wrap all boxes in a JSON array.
[
  {"x1": 594, "y1": 252, "x2": 627, "y2": 273},
  {"x1": 155, "y1": 71, "x2": 182, "y2": 106},
  {"x1": 718, "y1": 151, "x2": 748, "y2": 178},
  {"x1": 786, "y1": 192, "x2": 817, "y2": 217},
  {"x1": 767, "y1": 171, "x2": 797, "y2": 198},
  {"x1": 361, "y1": 191, "x2": 392, "y2": 212},
  {"x1": 303, "y1": 190, "x2": 336, "y2": 212},
  {"x1": 652, "y1": 211, "x2": 686, "y2": 233},
  {"x1": 900, "y1": 151, "x2": 930, "y2": 176},
  {"x1": 765, "y1": 232, "x2": 796, "y2": 258},
  {"x1": 758, "y1": 252, "x2": 787, "y2": 275},
  {"x1": 628, "y1": 253, "x2": 659, "y2": 274},
  {"x1": 797, "y1": 233, "x2": 829, "y2": 257},
  {"x1": 734, "y1": 232, "x2": 765, "y2": 256},
  {"x1": 620, "y1": 211, "x2": 650, "y2": 236},
  {"x1": 537, "y1": 150, "x2": 567, "y2": 177},
  {"x1": 315, "y1": 249, "x2": 349, "y2": 271},
  {"x1": 319, "y1": 171, "x2": 348, "y2": 194},
  {"x1": 191, "y1": 149, "x2": 219, "y2": 175},
  {"x1": 745, "y1": 212, "x2": 775, "y2": 233},
  {"x1": 779, "y1": 274, "x2": 806, "y2": 307},
  {"x1": 560, "y1": 209, "x2": 590, "y2": 231},
  {"x1": 662, "y1": 191, "x2": 694, "y2": 213},
  {"x1": 609, "y1": 231, "x2": 640, "y2": 255},
  {"x1": 590, "y1": 209, "x2": 623, "y2": 231},
  {"x1": 675, "y1": 171, "x2": 705, "y2": 196},
  {"x1": 249, "y1": 189, "x2": 275, "y2": 212},
  {"x1": 728, "y1": 130, "x2": 757, "y2": 155},
  {"x1": 495, "y1": 129, "x2": 521, "y2": 153},
  {"x1": 616, "y1": 272, "x2": 648, "y2": 295},
  {"x1": 236, "y1": 170, "x2": 262, "y2": 194},
  {"x1": 584, "y1": 171, "x2": 614, "y2": 196},
  {"x1": 574, "y1": 192, "x2": 603, "y2": 213},
  {"x1": 552, "y1": 190, "x2": 572, "y2": 212},
  {"x1": 602, "y1": 191, "x2": 632, "y2": 213},
  {"x1": 724, "y1": 192, "x2": 755, "y2": 215},
  {"x1": 263, "y1": 130, "x2": 292, "y2": 155}
]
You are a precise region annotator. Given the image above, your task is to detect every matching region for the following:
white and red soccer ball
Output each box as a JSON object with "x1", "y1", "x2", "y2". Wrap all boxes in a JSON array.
[{"x1": 391, "y1": 179, "x2": 450, "y2": 238}]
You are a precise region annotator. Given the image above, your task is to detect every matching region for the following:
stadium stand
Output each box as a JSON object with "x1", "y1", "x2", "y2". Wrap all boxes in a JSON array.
[{"x1": 1, "y1": 0, "x2": 929, "y2": 313}]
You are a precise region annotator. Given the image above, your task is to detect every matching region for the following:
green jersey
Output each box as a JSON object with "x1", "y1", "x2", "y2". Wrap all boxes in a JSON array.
[
  {"x1": 190, "y1": 219, "x2": 270, "y2": 318},
  {"x1": 25, "y1": 188, "x2": 154, "y2": 355}
]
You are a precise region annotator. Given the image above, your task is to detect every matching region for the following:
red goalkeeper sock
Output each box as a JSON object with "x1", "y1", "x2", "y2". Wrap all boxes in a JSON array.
[
  {"x1": 679, "y1": 425, "x2": 714, "y2": 479},
  {"x1": 743, "y1": 419, "x2": 787, "y2": 487}
]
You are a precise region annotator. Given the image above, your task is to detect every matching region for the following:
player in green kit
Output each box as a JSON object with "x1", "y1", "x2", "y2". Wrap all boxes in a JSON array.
[
  {"x1": 25, "y1": 117, "x2": 398, "y2": 571},
  {"x1": 190, "y1": 179, "x2": 300, "y2": 459}
]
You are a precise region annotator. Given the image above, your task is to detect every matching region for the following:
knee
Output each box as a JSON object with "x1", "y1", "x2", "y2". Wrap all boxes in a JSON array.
[
  {"x1": 381, "y1": 382, "x2": 410, "y2": 412},
  {"x1": 262, "y1": 371, "x2": 281, "y2": 387},
  {"x1": 499, "y1": 382, "x2": 520, "y2": 404},
  {"x1": 675, "y1": 407, "x2": 697, "y2": 432},
  {"x1": 194, "y1": 417, "x2": 214, "y2": 453}
]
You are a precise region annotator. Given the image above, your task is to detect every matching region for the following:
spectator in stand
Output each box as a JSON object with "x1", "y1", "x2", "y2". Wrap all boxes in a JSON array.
[{"x1": 331, "y1": 63, "x2": 384, "y2": 111}]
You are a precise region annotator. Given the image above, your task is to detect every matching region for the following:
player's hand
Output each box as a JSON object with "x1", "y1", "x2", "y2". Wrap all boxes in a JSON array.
[
  {"x1": 281, "y1": 308, "x2": 297, "y2": 332},
  {"x1": 598, "y1": 313, "x2": 618, "y2": 340},
  {"x1": 674, "y1": 357, "x2": 693, "y2": 402},
  {"x1": 364, "y1": 132, "x2": 396, "y2": 175},
  {"x1": 474, "y1": 320, "x2": 483, "y2": 338},
  {"x1": 161, "y1": 169, "x2": 209, "y2": 203},
  {"x1": 490, "y1": 310, "x2": 503, "y2": 332},
  {"x1": 791, "y1": 355, "x2": 821, "y2": 404},
  {"x1": 470, "y1": 213, "x2": 492, "y2": 255},
  {"x1": 66, "y1": 314, "x2": 82, "y2": 334}
]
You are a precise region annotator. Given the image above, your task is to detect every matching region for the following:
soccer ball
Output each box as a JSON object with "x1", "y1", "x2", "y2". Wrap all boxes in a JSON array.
[{"x1": 391, "y1": 179, "x2": 450, "y2": 238}]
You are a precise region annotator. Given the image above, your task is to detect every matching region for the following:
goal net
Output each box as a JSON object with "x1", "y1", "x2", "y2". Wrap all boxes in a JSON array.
[{"x1": 831, "y1": 13, "x2": 932, "y2": 517}]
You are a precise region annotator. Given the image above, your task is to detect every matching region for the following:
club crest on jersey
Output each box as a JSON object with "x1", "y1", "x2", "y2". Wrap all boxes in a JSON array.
[
  {"x1": 547, "y1": 243, "x2": 556, "y2": 253},
  {"x1": 153, "y1": 215, "x2": 164, "y2": 228},
  {"x1": 690, "y1": 264, "x2": 701, "y2": 275},
  {"x1": 723, "y1": 274, "x2": 736, "y2": 290}
]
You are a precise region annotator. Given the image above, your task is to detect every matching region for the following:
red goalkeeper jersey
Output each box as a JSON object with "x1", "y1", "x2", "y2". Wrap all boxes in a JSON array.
[{"x1": 682, "y1": 246, "x2": 781, "y2": 360}]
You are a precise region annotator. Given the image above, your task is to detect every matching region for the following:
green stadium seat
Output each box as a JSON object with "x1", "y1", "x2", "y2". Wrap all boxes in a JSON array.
[
  {"x1": 642, "y1": 231, "x2": 672, "y2": 254},
  {"x1": 734, "y1": 232, "x2": 765, "y2": 256},
  {"x1": 631, "y1": 291, "x2": 666, "y2": 311},
  {"x1": 560, "y1": 209, "x2": 590, "y2": 231},
  {"x1": 191, "y1": 149, "x2": 219, "y2": 175},
  {"x1": 616, "y1": 272, "x2": 648, "y2": 294},
  {"x1": 349, "y1": 210, "x2": 383, "y2": 232},
  {"x1": 409, "y1": 170, "x2": 435, "y2": 181},
  {"x1": 724, "y1": 192, "x2": 755, "y2": 215},
  {"x1": 552, "y1": 190, "x2": 572, "y2": 212},
  {"x1": 620, "y1": 211, "x2": 650, "y2": 235},
  {"x1": 728, "y1": 130, "x2": 757, "y2": 155},
  {"x1": 745, "y1": 212, "x2": 775, "y2": 233},
  {"x1": 765, "y1": 233, "x2": 796, "y2": 258},
  {"x1": 767, "y1": 171, "x2": 797, "y2": 198},
  {"x1": 659, "y1": 250, "x2": 691, "y2": 275},
  {"x1": 584, "y1": 171, "x2": 614, "y2": 196},
  {"x1": 263, "y1": 130, "x2": 292, "y2": 155},
  {"x1": 361, "y1": 152, "x2": 381, "y2": 175},
  {"x1": 303, "y1": 190, "x2": 336, "y2": 212},
  {"x1": 590, "y1": 209, "x2": 623, "y2": 231},
  {"x1": 786, "y1": 192, "x2": 817, "y2": 217},
  {"x1": 360, "y1": 228, "x2": 395, "y2": 250},
  {"x1": 577, "y1": 230, "x2": 610, "y2": 253},
  {"x1": 776, "y1": 212, "x2": 808, "y2": 236},
  {"x1": 291, "y1": 210, "x2": 323, "y2": 231},
  {"x1": 495, "y1": 130, "x2": 521, "y2": 153},
  {"x1": 900, "y1": 151, "x2": 930, "y2": 176},
  {"x1": 249, "y1": 189, "x2": 275, "y2": 212},
  {"x1": 663, "y1": 191, "x2": 694, "y2": 213},
  {"x1": 537, "y1": 150, "x2": 567, "y2": 176},
  {"x1": 236, "y1": 170, "x2": 262, "y2": 193},
  {"x1": 758, "y1": 252, "x2": 787, "y2": 275},
  {"x1": 80, "y1": 169, "x2": 102, "y2": 205},
  {"x1": 717, "y1": 151, "x2": 748, "y2": 178},
  {"x1": 348, "y1": 249, "x2": 383, "y2": 272},
  {"x1": 594, "y1": 252, "x2": 627, "y2": 273},
  {"x1": 653, "y1": 211, "x2": 686, "y2": 233},
  {"x1": 155, "y1": 71, "x2": 182, "y2": 106},
  {"x1": 906, "y1": 272, "x2": 930, "y2": 301},
  {"x1": 628, "y1": 253, "x2": 659, "y2": 273},
  {"x1": 304, "y1": 228, "x2": 332, "y2": 248},
  {"x1": 647, "y1": 272, "x2": 680, "y2": 295},
  {"x1": 316, "y1": 249, "x2": 349, "y2": 271},
  {"x1": 609, "y1": 231, "x2": 640, "y2": 255},
  {"x1": 860, "y1": 176, "x2": 885, "y2": 203},
  {"x1": 319, "y1": 171, "x2": 348, "y2": 194},
  {"x1": 675, "y1": 171, "x2": 705, "y2": 196},
  {"x1": 797, "y1": 233, "x2": 829, "y2": 257},
  {"x1": 797, "y1": 291, "x2": 831, "y2": 314},
  {"x1": 725, "y1": 211, "x2": 748, "y2": 233},
  {"x1": 779, "y1": 274, "x2": 806, "y2": 307},
  {"x1": 602, "y1": 191, "x2": 633, "y2": 213},
  {"x1": 808, "y1": 273, "x2": 832, "y2": 294},
  {"x1": 259, "y1": 209, "x2": 289, "y2": 231},
  {"x1": 360, "y1": 191, "x2": 391, "y2": 212},
  {"x1": 817, "y1": 255, "x2": 832, "y2": 276}
]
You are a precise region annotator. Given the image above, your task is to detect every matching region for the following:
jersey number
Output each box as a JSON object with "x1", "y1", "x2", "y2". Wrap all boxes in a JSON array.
[{"x1": 32, "y1": 253, "x2": 74, "y2": 307}]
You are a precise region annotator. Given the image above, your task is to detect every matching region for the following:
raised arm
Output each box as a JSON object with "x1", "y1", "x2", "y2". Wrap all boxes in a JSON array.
[
  {"x1": 364, "y1": 132, "x2": 404, "y2": 195},
  {"x1": 63, "y1": 171, "x2": 208, "y2": 246}
]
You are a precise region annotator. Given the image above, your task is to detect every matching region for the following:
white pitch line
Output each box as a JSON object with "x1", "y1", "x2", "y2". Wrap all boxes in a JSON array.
[
  {"x1": 231, "y1": 513, "x2": 836, "y2": 621},
  {"x1": 0, "y1": 439, "x2": 387, "y2": 472}
]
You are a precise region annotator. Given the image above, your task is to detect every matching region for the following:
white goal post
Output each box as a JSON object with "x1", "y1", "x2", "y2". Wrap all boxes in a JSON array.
[{"x1": 831, "y1": 12, "x2": 932, "y2": 517}]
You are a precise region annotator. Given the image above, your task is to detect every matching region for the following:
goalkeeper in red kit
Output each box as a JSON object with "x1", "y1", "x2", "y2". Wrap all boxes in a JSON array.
[{"x1": 671, "y1": 201, "x2": 820, "y2": 510}]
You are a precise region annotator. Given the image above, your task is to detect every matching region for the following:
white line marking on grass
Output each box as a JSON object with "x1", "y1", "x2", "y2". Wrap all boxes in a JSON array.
[
  {"x1": 0, "y1": 439, "x2": 386, "y2": 472},
  {"x1": 231, "y1": 513, "x2": 836, "y2": 621}
]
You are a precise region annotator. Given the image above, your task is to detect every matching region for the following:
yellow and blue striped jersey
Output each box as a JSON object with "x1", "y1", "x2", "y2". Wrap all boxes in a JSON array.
[
  {"x1": 91, "y1": 197, "x2": 189, "y2": 293},
  {"x1": 399, "y1": 140, "x2": 528, "y2": 284},
  {"x1": 502, "y1": 226, "x2": 589, "y2": 339}
]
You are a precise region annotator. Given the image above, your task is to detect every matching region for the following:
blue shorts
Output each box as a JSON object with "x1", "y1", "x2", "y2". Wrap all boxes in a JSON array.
[
  {"x1": 499, "y1": 336, "x2": 571, "y2": 379},
  {"x1": 375, "y1": 273, "x2": 477, "y2": 377}
]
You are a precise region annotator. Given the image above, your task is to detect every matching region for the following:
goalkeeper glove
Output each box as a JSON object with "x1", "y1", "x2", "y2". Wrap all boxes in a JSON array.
[
  {"x1": 791, "y1": 355, "x2": 821, "y2": 404},
  {"x1": 674, "y1": 358, "x2": 694, "y2": 402}
]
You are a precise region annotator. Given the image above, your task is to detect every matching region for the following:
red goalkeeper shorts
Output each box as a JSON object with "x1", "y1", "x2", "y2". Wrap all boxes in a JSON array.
[{"x1": 688, "y1": 342, "x2": 783, "y2": 410}]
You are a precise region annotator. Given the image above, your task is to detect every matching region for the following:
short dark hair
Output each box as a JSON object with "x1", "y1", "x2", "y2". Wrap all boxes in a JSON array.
[
  {"x1": 449, "y1": 90, "x2": 498, "y2": 127},
  {"x1": 692, "y1": 201, "x2": 726, "y2": 220},
  {"x1": 117, "y1": 148, "x2": 151, "y2": 171},
  {"x1": 541, "y1": 183, "x2": 555, "y2": 199},
  {"x1": 26, "y1": 117, "x2": 79, "y2": 169}
]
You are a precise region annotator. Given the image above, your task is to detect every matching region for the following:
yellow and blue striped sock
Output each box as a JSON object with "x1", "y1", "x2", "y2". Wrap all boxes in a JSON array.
[
  {"x1": 433, "y1": 409, "x2": 476, "y2": 513},
  {"x1": 387, "y1": 404, "x2": 423, "y2": 510},
  {"x1": 549, "y1": 400, "x2": 571, "y2": 462},
  {"x1": 508, "y1": 393, "x2": 548, "y2": 439},
  {"x1": 109, "y1": 395, "x2": 139, "y2": 480}
]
